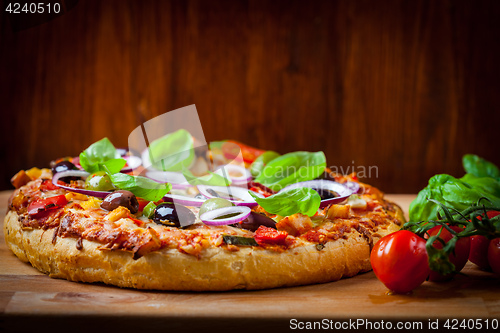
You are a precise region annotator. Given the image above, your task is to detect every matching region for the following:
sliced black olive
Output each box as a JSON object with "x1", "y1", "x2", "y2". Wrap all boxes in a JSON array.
[
  {"x1": 153, "y1": 202, "x2": 196, "y2": 228},
  {"x1": 101, "y1": 190, "x2": 139, "y2": 213},
  {"x1": 235, "y1": 212, "x2": 277, "y2": 232},
  {"x1": 51, "y1": 161, "x2": 79, "y2": 183},
  {"x1": 313, "y1": 188, "x2": 338, "y2": 200}
]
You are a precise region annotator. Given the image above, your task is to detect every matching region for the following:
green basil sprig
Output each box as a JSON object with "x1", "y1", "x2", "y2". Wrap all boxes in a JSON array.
[
  {"x1": 249, "y1": 187, "x2": 321, "y2": 217},
  {"x1": 409, "y1": 155, "x2": 500, "y2": 222}
]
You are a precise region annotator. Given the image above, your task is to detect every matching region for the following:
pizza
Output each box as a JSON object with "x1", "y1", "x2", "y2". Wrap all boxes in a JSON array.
[{"x1": 4, "y1": 136, "x2": 404, "y2": 291}]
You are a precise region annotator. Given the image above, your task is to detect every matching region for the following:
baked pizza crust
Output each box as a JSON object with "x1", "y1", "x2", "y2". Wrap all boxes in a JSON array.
[{"x1": 4, "y1": 207, "x2": 401, "y2": 291}]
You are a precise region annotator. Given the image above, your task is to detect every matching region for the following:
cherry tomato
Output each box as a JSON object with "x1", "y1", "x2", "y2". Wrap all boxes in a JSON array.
[
  {"x1": 486, "y1": 211, "x2": 500, "y2": 219},
  {"x1": 28, "y1": 195, "x2": 68, "y2": 218},
  {"x1": 488, "y1": 238, "x2": 500, "y2": 275},
  {"x1": 370, "y1": 230, "x2": 430, "y2": 293},
  {"x1": 468, "y1": 211, "x2": 498, "y2": 270},
  {"x1": 426, "y1": 225, "x2": 470, "y2": 281},
  {"x1": 254, "y1": 226, "x2": 288, "y2": 246},
  {"x1": 469, "y1": 235, "x2": 491, "y2": 270}
]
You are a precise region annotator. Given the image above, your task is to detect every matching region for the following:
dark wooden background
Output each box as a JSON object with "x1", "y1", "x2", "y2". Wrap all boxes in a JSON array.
[{"x1": 1, "y1": 0, "x2": 499, "y2": 193}]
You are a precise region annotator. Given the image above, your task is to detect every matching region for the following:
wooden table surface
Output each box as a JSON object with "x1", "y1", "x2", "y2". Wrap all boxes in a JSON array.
[{"x1": 0, "y1": 191, "x2": 499, "y2": 332}]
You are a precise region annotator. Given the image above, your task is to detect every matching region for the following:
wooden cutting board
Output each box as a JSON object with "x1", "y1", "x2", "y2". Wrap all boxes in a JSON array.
[{"x1": 0, "y1": 191, "x2": 498, "y2": 332}]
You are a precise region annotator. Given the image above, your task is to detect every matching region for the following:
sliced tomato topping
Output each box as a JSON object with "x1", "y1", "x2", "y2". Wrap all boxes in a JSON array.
[
  {"x1": 254, "y1": 225, "x2": 288, "y2": 246},
  {"x1": 28, "y1": 195, "x2": 68, "y2": 217}
]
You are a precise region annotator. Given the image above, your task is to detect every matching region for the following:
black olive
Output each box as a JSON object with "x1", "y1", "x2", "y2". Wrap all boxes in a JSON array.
[
  {"x1": 153, "y1": 202, "x2": 196, "y2": 228},
  {"x1": 313, "y1": 188, "x2": 338, "y2": 200},
  {"x1": 101, "y1": 190, "x2": 139, "y2": 213},
  {"x1": 235, "y1": 212, "x2": 277, "y2": 231},
  {"x1": 51, "y1": 161, "x2": 79, "y2": 183}
]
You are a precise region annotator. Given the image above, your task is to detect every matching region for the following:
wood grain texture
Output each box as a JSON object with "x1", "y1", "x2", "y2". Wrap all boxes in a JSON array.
[
  {"x1": 0, "y1": 191, "x2": 499, "y2": 333},
  {"x1": 1, "y1": 0, "x2": 499, "y2": 193}
]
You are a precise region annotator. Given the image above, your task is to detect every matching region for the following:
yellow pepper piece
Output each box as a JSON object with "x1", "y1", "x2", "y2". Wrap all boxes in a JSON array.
[
  {"x1": 80, "y1": 197, "x2": 102, "y2": 210},
  {"x1": 65, "y1": 192, "x2": 89, "y2": 202},
  {"x1": 25, "y1": 167, "x2": 42, "y2": 180}
]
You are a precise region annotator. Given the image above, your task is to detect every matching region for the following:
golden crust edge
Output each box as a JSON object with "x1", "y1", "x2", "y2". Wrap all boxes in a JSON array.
[{"x1": 3, "y1": 204, "x2": 402, "y2": 291}]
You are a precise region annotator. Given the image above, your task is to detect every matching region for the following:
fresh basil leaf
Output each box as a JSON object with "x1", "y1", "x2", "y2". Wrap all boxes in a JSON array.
[
  {"x1": 79, "y1": 153, "x2": 97, "y2": 174},
  {"x1": 110, "y1": 173, "x2": 172, "y2": 201},
  {"x1": 102, "y1": 158, "x2": 127, "y2": 174},
  {"x1": 460, "y1": 173, "x2": 500, "y2": 198},
  {"x1": 182, "y1": 169, "x2": 231, "y2": 186},
  {"x1": 249, "y1": 187, "x2": 321, "y2": 217},
  {"x1": 409, "y1": 186, "x2": 440, "y2": 223},
  {"x1": 255, "y1": 151, "x2": 326, "y2": 192},
  {"x1": 80, "y1": 137, "x2": 120, "y2": 164},
  {"x1": 463, "y1": 154, "x2": 500, "y2": 180},
  {"x1": 148, "y1": 129, "x2": 194, "y2": 172},
  {"x1": 250, "y1": 151, "x2": 281, "y2": 178},
  {"x1": 79, "y1": 138, "x2": 123, "y2": 174},
  {"x1": 80, "y1": 156, "x2": 126, "y2": 174}
]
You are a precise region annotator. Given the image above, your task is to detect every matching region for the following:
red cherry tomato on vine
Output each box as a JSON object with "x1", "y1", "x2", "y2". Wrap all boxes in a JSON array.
[
  {"x1": 469, "y1": 235, "x2": 491, "y2": 270},
  {"x1": 370, "y1": 230, "x2": 430, "y2": 293},
  {"x1": 488, "y1": 238, "x2": 500, "y2": 275},
  {"x1": 425, "y1": 225, "x2": 470, "y2": 281},
  {"x1": 485, "y1": 211, "x2": 500, "y2": 219},
  {"x1": 468, "y1": 211, "x2": 499, "y2": 270}
]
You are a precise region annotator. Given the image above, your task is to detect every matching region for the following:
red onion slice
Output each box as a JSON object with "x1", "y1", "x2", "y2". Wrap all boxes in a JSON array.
[
  {"x1": 197, "y1": 185, "x2": 263, "y2": 207},
  {"x1": 280, "y1": 180, "x2": 353, "y2": 207},
  {"x1": 344, "y1": 181, "x2": 360, "y2": 194},
  {"x1": 215, "y1": 164, "x2": 252, "y2": 186},
  {"x1": 200, "y1": 206, "x2": 252, "y2": 226},
  {"x1": 51, "y1": 170, "x2": 112, "y2": 198},
  {"x1": 121, "y1": 155, "x2": 142, "y2": 173},
  {"x1": 162, "y1": 193, "x2": 206, "y2": 207},
  {"x1": 145, "y1": 170, "x2": 191, "y2": 190}
]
